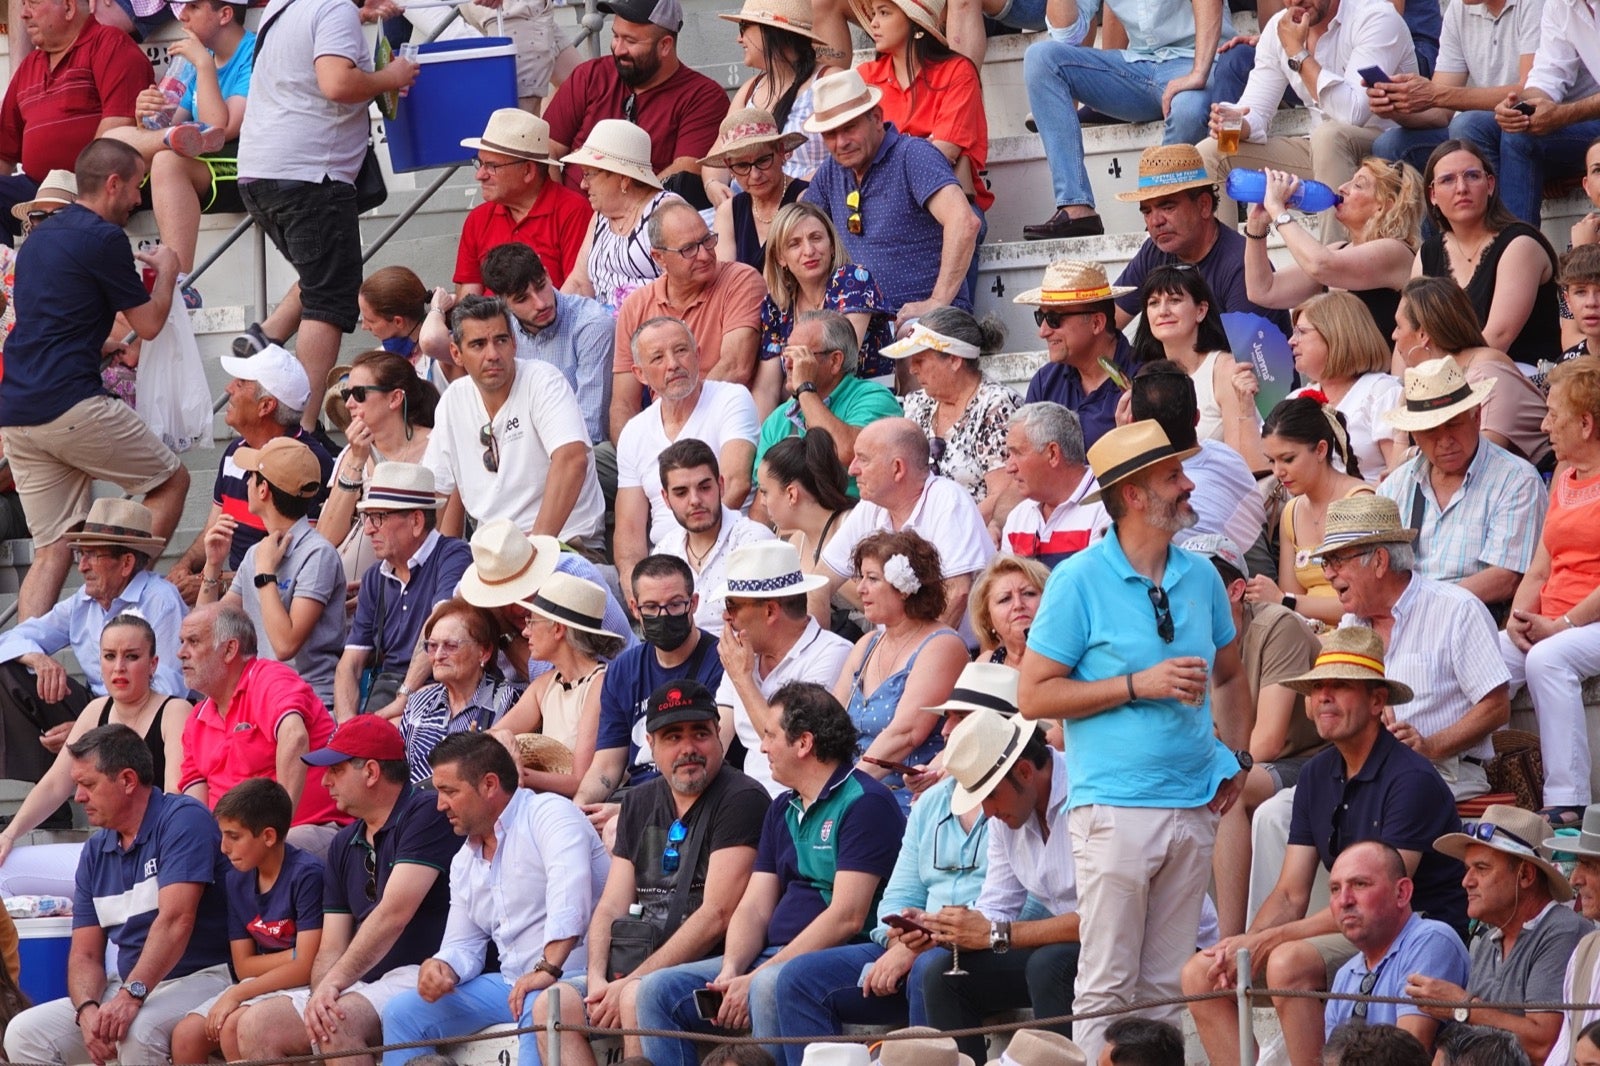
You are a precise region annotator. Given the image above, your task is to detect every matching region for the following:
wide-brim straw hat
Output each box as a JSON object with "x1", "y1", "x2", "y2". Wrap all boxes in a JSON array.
[
  {"x1": 925, "y1": 662, "x2": 1020, "y2": 716},
  {"x1": 713, "y1": 540, "x2": 829, "y2": 600},
  {"x1": 460, "y1": 107, "x2": 558, "y2": 164},
  {"x1": 515, "y1": 733, "x2": 575, "y2": 774},
  {"x1": 1082, "y1": 420, "x2": 1200, "y2": 505},
  {"x1": 803, "y1": 1045, "x2": 871, "y2": 1066},
  {"x1": 847, "y1": 0, "x2": 946, "y2": 44},
  {"x1": 717, "y1": 0, "x2": 827, "y2": 43},
  {"x1": 985, "y1": 1030, "x2": 1088, "y2": 1066},
  {"x1": 803, "y1": 69, "x2": 885, "y2": 134},
  {"x1": 1544, "y1": 803, "x2": 1600, "y2": 859},
  {"x1": 699, "y1": 107, "x2": 809, "y2": 168},
  {"x1": 457, "y1": 519, "x2": 563, "y2": 607},
  {"x1": 11, "y1": 169, "x2": 76, "y2": 221},
  {"x1": 947, "y1": 707, "x2": 1039, "y2": 815},
  {"x1": 62, "y1": 498, "x2": 166, "y2": 554},
  {"x1": 1381, "y1": 355, "x2": 1496, "y2": 432},
  {"x1": 516, "y1": 570, "x2": 624, "y2": 640},
  {"x1": 1435, "y1": 804, "x2": 1573, "y2": 902},
  {"x1": 1280, "y1": 626, "x2": 1414, "y2": 704},
  {"x1": 355, "y1": 461, "x2": 444, "y2": 512},
  {"x1": 1013, "y1": 258, "x2": 1135, "y2": 309},
  {"x1": 876, "y1": 1029, "x2": 975, "y2": 1066},
  {"x1": 1308, "y1": 495, "x2": 1417, "y2": 558},
  {"x1": 323, "y1": 364, "x2": 355, "y2": 433},
  {"x1": 1114, "y1": 144, "x2": 1216, "y2": 203},
  {"x1": 559, "y1": 119, "x2": 662, "y2": 189}
]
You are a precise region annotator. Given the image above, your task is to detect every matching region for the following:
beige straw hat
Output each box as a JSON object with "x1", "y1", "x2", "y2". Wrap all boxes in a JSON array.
[
  {"x1": 717, "y1": 0, "x2": 828, "y2": 42},
  {"x1": 517, "y1": 570, "x2": 624, "y2": 640},
  {"x1": 1280, "y1": 626, "x2": 1414, "y2": 704},
  {"x1": 62, "y1": 498, "x2": 166, "y2": 555},
  {"x1": 1307, "y1": 495, "x2": 1417, "y2": 558},
  {"x1": 924, "y1": 662, "x2": 1019, "y2": 716},
  {"x1": 559, "y1": 119, "x2": 662, "y2": 189},
  {"x1": 699, "y1": 108, "x2": 808, "y2": 168},
  {"x1": 1082, "y1": 420, "x2": 1200, "y2": 505},
  {"x1": 1114, "y1": 144, "x2": 1216, "y2": 203},
  {"x1": 1435, "y1": 804, "x2": 1572, "y2": 902},
  {"x1": 460, "y1": 107, "x2": 557, "y2": 164},
  {"x1": 1012, "y1": 259, "x2": 1135, "y2": 308},
  {"x1": 457, "y1": 519, "x2": 563, "y2": 607},
  {"x1": 945, "y1": 707, "x2": 1039, "y2": 815},
  {"x1": 1381, "y1": 355, "x2": 1495, "y2": 432},
  {"x1": 848, "y1": 0, "x2": 947, "y2": 44},
  {"x1": 803, "y1": 69, "x2": 885, "y2": 134},
  {"x1": 12, "y1": 169, "x2": 76, "y2": 221},
  {"x1": 984, "y1": 1030, "x2": 1088, "y2": 1066}
]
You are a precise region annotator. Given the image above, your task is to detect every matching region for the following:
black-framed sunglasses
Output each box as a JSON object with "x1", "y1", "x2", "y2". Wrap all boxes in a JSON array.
[
  {"x1": 1350, "y1": 969, "x2": 1381, "y2": 1020},
  {"x1": 661, "y1": 819, "x2": 688, "y2": 874},
  {"x1": 25, "y1": 210, "x2": 48, "y2": 224},
  {"x1": 623, "y1": 93, "x2": 638, "y2": 123},
  {"x1": 1148, "y1": 584, "x2": 1175, "y2": 643},
  {"x1": 340, "y1": 384, "x2": 397, "y2": 403},
  {"x1": 363, "y1": 846, "x2": 378, "y2": 902},
  {"x1": 728, "y1": 153, "x2": 777, "y2": 176},
  {"x1": 1034, "y1": 309, "x2": 1087, "y2": 329},
  {"x1": 480, "y1": 421, "x2": 500, "y2": 473}
]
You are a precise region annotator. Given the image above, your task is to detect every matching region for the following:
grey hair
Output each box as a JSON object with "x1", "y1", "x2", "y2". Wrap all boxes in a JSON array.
[
  {"x1": 629, "y1": 315, "x2": 695, "y2": 365},
  {"x1": 268, "y1": 397, "x2": 304, "y2": 428},
  {"x1": 646, "y1": 200, "x2": 702, "y2": 250},
  {"x1": 795, "y1": 309, "x2": 858, "y2": 374},
  {"x1": 1010, "y1": 402, "x2": 1086, "y2": 465},
  {"x1": 1380, "y1": 542, "x2": 1414, "y2": 573},
  {"x1": 449, "y1": 294, "x2": 512, "y2": 345},
  {"x1": 212, "y1": 602, "x2": 259, "y2": 657},
  {"x1": 916, "y1": 306, "x2": 1006, "y2": 368}
]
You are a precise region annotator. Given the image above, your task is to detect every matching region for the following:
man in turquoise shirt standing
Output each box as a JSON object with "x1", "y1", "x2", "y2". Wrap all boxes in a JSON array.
[{"x1": 1018, "y1": 420, "x2": 1251, "y2": 1064}]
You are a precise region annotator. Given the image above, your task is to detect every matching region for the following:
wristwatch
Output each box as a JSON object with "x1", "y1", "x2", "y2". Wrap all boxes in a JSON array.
[
  {"x1": 1282, "y1": 593, "x2": 1298, "y2": 611},
  {"x1": 1453, "y1": 1005, "x2": 1471, "y2": 1023},
  {"x1": 1235, "y1": 750, "x2": 1255, "y2": 771},
  {"x1": 124, "y1": 980, "x2": 149, "y2": 1002},
  {"x1": 989, "y1": 919, "x2": 1011, "y2": 954},
  {"x1": 795, "y1": 382, "x2": 820, "y2": 396},
  {"x1": 254, "y1": 572, "x2": 279, "y2": 589},
  {"x1": 534, "y1": 956, "x2": 563, "y2": 979},
  {"x1": 1274, "y1": 212, "x2": 1295, "y2": 229},
  {"x1": 1287, "y1": 49, "x2": 1310, "y2": 72}
]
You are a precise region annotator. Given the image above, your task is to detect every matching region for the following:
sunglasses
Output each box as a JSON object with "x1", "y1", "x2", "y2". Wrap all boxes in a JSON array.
[
  {"x1": 1350, "y1": 969, "x2": 1381, "y2": 1020},
  {"x1": 339, "y1": 384, "x2": 396, "y2": 403},
  {"x1": 623, "y1": 93, "x2": 638, "y2": 124},
  {"x1": 932, "y1": 813, "x2": 981, "y2": 872},
  {"x1": 929, "y1": 436, "x2": 947, "y2": 471},
  {"x1": 480, "y1": 421, "x2": 499, "y2": 473},
  {"x1": 1462, "y1": 820, "x2": 1537, "y2": 853},
  {"x1": 662, "y1": 819, "x2": 688, "y2": 874},
  {"x1": 1148, "y1": 584, "x2": 1175, "y2": 643},
  {"x1": 846, "y1": 189, "x2": 862, "y2": 235},
  {"x1": 363, "y1": 846, "x2": 378, "y2": 902},
  {"x1": 1034, "y1": 309, "x2": 1089, "y2": 329},
  {"x1": 25, "y1": 210, "x2": 48, "y2": 224}
]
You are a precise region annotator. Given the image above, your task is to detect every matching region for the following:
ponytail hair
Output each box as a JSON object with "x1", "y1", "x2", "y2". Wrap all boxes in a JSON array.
[{"x1": 1262, "y1": 393, "x2": 1362, "y2": 480}]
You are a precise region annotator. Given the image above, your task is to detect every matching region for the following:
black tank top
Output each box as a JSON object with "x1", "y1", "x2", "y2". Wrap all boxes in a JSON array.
[{"x1": 97, "y1": 695, "x2": 178, "y2": 786}]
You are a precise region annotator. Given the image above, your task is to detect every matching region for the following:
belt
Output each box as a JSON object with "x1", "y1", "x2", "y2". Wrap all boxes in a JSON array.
[{"x1": 1462, "y1": 755, "x2": 1488, "y2": 768}]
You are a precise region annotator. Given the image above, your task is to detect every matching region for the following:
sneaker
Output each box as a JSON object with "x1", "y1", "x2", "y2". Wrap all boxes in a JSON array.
[
  {"x1": 231, "y1": 322, "x2": 275, "y2": 358},
  {"x1": 164, "y1": 122, "x2": 227, "y2": 159}
]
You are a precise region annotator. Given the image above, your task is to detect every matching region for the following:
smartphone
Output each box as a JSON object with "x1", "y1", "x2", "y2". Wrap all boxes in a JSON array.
[
  {"x1": 1513, "y1": 100, "x2": 1537, "y2": 116},
  {"x1": 884, "y1": 913, "x2": 934, "y2": 937},
  {"x1": 1357, "y1": 65, "x2": 1391, "y2": 86},
  {"x1": 693, "y1": 988, "x2": 724, "y2": 1022},
  {"x1": 864, "y1": 755, "x2": 922, "y2": 776},
  {"x1": 1098, "y1": 357, "x2": 1131, "y2": 391}
]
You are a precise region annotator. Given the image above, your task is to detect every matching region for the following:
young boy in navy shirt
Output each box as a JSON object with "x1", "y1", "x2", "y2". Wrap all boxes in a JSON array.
[{"x1": 171, "y1": 779, "x2": 325, "y2": 1063}]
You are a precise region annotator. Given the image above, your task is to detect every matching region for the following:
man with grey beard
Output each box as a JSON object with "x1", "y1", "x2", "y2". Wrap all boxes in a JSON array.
[{"x1": 534, "y1": 680, "x2": 769, "y2": 1066}]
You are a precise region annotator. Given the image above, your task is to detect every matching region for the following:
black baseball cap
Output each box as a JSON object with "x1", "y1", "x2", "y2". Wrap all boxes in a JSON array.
[
  {"x1": 646, "y1": 679, "x2": 719, "y2": 732},
  {"x1": 597, "y1": 0, "x2": 683, "y2": 31}
]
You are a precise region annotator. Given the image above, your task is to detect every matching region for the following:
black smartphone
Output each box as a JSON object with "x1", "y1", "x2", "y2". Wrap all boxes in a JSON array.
[
  {"x1": 693, "y1": 988, "x2": 724, "y2": 1021},
  {"x1": 1513, "y1": 100, "x2": 1537, "y2": 116},
  {"x1": 1357, "y1": 65, "x2": 1391, "y2": 86}
]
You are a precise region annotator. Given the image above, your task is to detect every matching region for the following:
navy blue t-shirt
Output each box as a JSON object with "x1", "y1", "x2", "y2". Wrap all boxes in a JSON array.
[
  {"x1": 1024, "y1": 333, "x2": 1136, "y2": 449},
  {"x1": 2, "y1": 204, "x2": 152, "y2": 426},
  {"x1": 595, "y1": 632, "x2": 724, "y2": 787},
  {"x1": 348, "y1": 534, "x2": 474, "y2": 672},
  {"x1": 324, "y1": 783, "x2": 458, "y2": 982},
  {"x1": 214, "y1": 431, "x2": 336, "y2": 570},
  {"x1": 225, "y1": 843, "x2": 325, "y2": 954},
  {"x1": 73, "y1": 790, "x2": 232, "y2": 981}
]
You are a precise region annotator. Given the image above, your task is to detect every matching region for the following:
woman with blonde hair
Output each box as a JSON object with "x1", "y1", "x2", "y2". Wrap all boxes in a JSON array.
[
  {"x1": 1286, "y1": 292, "x2": 1403, "y2": 481},
  {"x1": 1243, "y1": 160, "x2": 1425, "y2": 338},
  {"x1": 970, "y1": 554, "x2": 1049, "y2": 665}
]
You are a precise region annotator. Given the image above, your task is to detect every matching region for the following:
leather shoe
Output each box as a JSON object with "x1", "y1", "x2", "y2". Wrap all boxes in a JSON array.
[{"x1": 1023, "y1": 209, "x2": 1105, "y2": 241}]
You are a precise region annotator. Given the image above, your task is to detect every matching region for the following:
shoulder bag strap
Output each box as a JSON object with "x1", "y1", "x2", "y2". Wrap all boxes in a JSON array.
[{"x1": 662, "y1": 774, "x2": 722, "y2": 932}]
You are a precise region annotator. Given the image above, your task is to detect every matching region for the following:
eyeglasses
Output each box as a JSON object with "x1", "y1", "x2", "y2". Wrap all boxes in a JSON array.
[
  {"x1": 423, "y1": 638, "x2": 477, "y2": 656},
  {"x1": 932, "y1": 813, "x2": 982, "y2": 872},
  {"x1": 480, "y1": 422, "x2": 500, "y2": 473},
  {"x1": 1148, "y1": 584, "x2": 1175, "y2": 643},
  {"x1": 929, "y1": 436, "x2": 947, "y2": 471},
  {"x1": 340, "y1": 384, "x2": 397, "y2": 403},
  {"x1": 472, "y1": 157, "x2": 526, "y2": 173},
  {"x1": 363, "y1": 845, "x2": 378, "y2": 902},
  {"x1": 661, "y1": 819, "x2": 688, "y2": 874},
  {"x1": 637, "y1": 598, "x2": 693, "y2": 619},
  {"x1": 846, "y1": 189, "x2": 862, "y2": 235},
  {"x1": 728, "y1": 153, "x2": 777, "y2": 176},
  {"x1": 360, "y1": 511, "x2": 397, "y2": 530},
  {"x1": 657, "y1": 232, "x2": 717, "y2": 259},
  {"x1": 72, "y1": 548, "x2": 123, "y2": 564},
  {"x1": 1431, "y1": 168, "x2": 1487, "y2": 190},
  {"x1": 1350, "y1": 969, "x2": 1381, "y2": 1021},
  {"x1": 25, "y1": 210, "x2": 48, "y2": 224},
  {"x1": 1319, "y1": 548, "x2": 1374, "y2": 572},
  {"x1": 1033, "y1": 309, "x2": 1090, "y2": 329}
]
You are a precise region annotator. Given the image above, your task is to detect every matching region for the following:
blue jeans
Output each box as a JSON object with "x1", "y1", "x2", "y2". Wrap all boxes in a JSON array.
[
  {"x1": 1371, "y1": 110, "x2": 1502, "y2": 175},
  {"x1": 1023, "y1": 44, "x2": 1216, "y2": 208},
  {"x1": 916, "y1": 944, "x2": 1081, "y2": 1063},
  {"x1": 1499, "y1": 116, "x2": 1600, "y2": 225},
  {"x1": 634, "y1": 949, "x2": 782, "y2": 1066},
  {"x1": 772, "y1": 943, "x2": 951, "y2": 1066},
  {"x1": 991, "y1": 0, "x2": 1046, "y2": 30},
  {"x1": 380, "y1": 973, "x2": 541, "y2": 1066}
]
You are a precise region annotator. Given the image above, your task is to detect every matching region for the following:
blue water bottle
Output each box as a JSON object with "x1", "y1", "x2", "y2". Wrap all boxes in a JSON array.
[{"x1": 1226, "y1": 169, "x2": 1342, "y2": 211}]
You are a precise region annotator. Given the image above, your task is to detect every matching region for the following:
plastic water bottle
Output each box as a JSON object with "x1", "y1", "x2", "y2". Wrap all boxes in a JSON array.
[
  {"x1": 140, "y1": 54, "x2": 194, "y2": 130},
  {"x1": 1226, "y1": 169, "x2": 1342, "y2": 211}
]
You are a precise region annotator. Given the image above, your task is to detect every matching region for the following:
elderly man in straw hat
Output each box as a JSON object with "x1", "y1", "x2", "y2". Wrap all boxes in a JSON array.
[
  {"x1": 1014, "y1": 261, "x2": 1138, "y2": 449},
  {"x1": 1105, "y1": 145, "x2": 1291, "y2": 335},
  {"x1": 1184, "y1": 626, "x2": 1468, "y2": 1066},
  {"x1": 1541, "y1": 804, "x2": 1600, "y2": 1065},
  {"x1": 1402, "y1": 806, "x2": 1590, "y2": 1063},
  {"x1": 1377, "y1": 356, "x2": 1547, "y2": 603},
  {"x1": 800, "y1": 68, "x2": 982, "y2": 326},
  {"x1": 1017, "y1": 419, "x2": 1251, "y2": 1063},
  {"x1": 453, "y1": 109, "x2": 593, "y2": 292},
  {"x1": 331, "y1": 462, "x2": 472, "y2": 721}
]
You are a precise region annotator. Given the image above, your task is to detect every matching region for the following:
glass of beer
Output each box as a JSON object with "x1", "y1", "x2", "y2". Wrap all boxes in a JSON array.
[{"x1": 1218, "y1": 107, "x2": 1244, "y2": 154}]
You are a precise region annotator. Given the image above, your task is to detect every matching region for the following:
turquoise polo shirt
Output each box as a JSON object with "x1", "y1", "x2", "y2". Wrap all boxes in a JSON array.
[
  {"x1": 751, "y1": 375, "x2": 903, "y2": 496},
  {"x1": 1027, "y1": 527, "x2": 1239, "y2": 810}
]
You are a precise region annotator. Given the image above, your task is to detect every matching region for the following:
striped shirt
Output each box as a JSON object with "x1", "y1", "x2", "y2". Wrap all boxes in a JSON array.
[
  {"x1": 399, "y1": 675, "x2": 523, "y2": 783},
  {"x1": 1000, "y1": 469, "x2": 1110, "y2": 569}
]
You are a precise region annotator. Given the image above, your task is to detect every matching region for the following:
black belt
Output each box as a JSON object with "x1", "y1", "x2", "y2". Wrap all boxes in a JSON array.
[{"x1": 1462, "y1": 755, "x2": 1488, "y2": 767}]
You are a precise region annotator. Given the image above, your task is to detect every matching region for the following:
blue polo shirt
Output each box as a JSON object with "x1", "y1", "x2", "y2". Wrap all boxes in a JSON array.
[
  {"x1": 224, "y1": 843, "x2": 325, "y2": 954},
  {"x1": 1290, "y1": 727, "x2": 1469, "y2": 934},
  {"x1": 1325, "y1": 912, "x2": 1469, "y2": 1036},
  {"x1": 595, "y1": 633, "x2": 724, "y2": 787},
  {"x1": 324, "y1": 783, "x2": 457, "y2": 982},
  {"x1": 2, "y1": 204, "x2": 152, "y2": 426},
  {"x1": 756, "y1": 764, "x2": 903, "y2": 947},
  {"x1": 1028, "y1": 529, "x2": 1239, "y2": 809},
  {"x1": 801, "y1": 124, "x2": 969, "y2": 313},
  {"x1": 347, "y1": 531, "x2": 474, "y2": 673},
  {"x1": 73, "y1": 790, "x2": 232, "y2": 981},
  {"x1": 1023, "y1": 334, "x2": 1136, "y2": 448}
]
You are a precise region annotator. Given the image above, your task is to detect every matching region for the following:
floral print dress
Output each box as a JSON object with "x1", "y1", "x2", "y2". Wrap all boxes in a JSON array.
[{"x1": 901, "y1": 376, "x2": 1022, "y2": 503}]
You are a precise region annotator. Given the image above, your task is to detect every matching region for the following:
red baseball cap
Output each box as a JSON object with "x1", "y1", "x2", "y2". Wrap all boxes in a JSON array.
[{"x1": 302, "y1": 715, "x2": 406, "y2": 766}]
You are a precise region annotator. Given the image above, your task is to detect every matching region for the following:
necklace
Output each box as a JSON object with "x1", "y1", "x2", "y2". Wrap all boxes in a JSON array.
[
  {"x1": 685, "y1": 531, "x2": 718, "y2": 569},
  {"x1": 1453, "y1": 231, "x2": 1492, "y2": 265},
  {"x1": 752, "y1": 177, "x2": 791, "y2": 224}
]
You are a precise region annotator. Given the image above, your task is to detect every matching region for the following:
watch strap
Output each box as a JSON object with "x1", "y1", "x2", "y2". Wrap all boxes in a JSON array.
[{"x1": 534, "y1": 957, "x2": 563, "y2": 979}]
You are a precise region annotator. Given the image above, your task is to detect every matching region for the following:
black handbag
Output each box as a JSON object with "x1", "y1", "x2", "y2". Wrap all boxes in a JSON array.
[{"x1": 608, "y1": 786, "x2": 716, "y2": 980}]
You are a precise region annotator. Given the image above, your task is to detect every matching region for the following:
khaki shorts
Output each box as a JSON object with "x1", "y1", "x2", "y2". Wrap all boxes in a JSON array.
[
  {"x1": 461, "y1": 2, "x2": 569, "y2": 97},
  {"x1": 3, "y1": 395, "x2": 181, "y2": 547},
  {"x1": 1306, "y1": 932, "x2": 1359, "y2": 985}
]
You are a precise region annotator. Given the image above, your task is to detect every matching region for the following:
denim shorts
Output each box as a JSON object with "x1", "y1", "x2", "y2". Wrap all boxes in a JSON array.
[
  {"x1": 241, "y1": 177, "x2": 362, "y2": 332},
  {"x1": 990, "y1": 0, "x2": 1046, "y2": 30}
]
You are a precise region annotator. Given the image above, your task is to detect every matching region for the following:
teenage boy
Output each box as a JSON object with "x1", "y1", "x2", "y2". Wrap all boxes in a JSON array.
[
  {"x1": 171, "y1": 779, "x2": 324, "y2": 1063},
  {"x1": 1560, "y1": 244, "x2": 1600, "y2": 361}
]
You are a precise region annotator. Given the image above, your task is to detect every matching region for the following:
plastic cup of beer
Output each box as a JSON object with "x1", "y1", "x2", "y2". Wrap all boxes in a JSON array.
[{"x1": 1218, "y1": 107, "x2": 1244, "y2": 154}]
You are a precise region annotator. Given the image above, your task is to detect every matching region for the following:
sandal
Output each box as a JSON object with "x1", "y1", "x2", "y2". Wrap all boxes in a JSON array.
[{"x1": 1540, "y1": 805, "x2": 1585, "y2": 829}]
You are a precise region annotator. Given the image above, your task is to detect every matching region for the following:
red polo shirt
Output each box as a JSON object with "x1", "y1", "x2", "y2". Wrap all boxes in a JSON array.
[
  {"x1": 179, "y1": 658, "x2": 348, "y2": 828},
  {"x1": 453, "y1": 179, "x2": 594, "y2": 289},
  {"x1": 0, "y1": 20, "x2": 151, "y2": 180}
]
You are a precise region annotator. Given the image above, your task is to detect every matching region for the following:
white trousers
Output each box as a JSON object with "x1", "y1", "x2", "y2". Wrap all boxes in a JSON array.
[{"x1": 1499, "y1": 625, "x2": 1600, "y2": 805}]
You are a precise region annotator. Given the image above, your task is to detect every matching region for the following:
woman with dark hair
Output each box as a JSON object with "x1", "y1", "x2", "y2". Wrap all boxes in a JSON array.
[
  {"x1": 400, "y1": 598, "x2": 523, "y2": 783},
  {"x1": 1414, "y1": 139, "x2": 1559, "y2": 366},
  {"x1": 359, "y1": 266, "x2": 450, "y2": 390},
  {"x1": 757, "y1": 429, "x2": 859, "y2": 633},
  {"x1": 704, "y1": 109, "x2": 810, "y2": 270},
  {"x1": 885, "y1": 306, "x2": 1018, "y2": 518},
  {"x1": 1133, "y1": 265, "x2": 1262, "y2": 466},
  {"x1": 832, "y1": 530, "x2": 966, "y2": 813},
  {"x1": 1245, "y1": 396, "x2": 1372, "y2": 625},
  {"x1": 320, "y1": 350, "x2": 440, "y2": 582}
]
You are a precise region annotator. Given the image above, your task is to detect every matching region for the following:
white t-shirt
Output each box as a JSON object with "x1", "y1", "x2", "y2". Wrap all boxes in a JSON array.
[
  {"x1": 821, "y1": 474, "x2": 996, "y2": 581},
  {"x1": 656, "y1": 508, "x2": 776, "y2": 635},
  {"x1": 616, "y1": 381, "x2": 760, "y2": 547},
  {"x1": 424, "y1": 360, "x2": 605, "y2": 541},
  {"x1": 1300, "y1": 374, "x2": 1404, "y2": 484},
  {"x1": 1172, "y1": 440, "x2": 1270, "y2": 557}
]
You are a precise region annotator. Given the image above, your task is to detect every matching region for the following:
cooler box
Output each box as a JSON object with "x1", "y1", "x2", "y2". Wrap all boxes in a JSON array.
[
  {"x1": 16, "y1": 916, "x2": 72, "y2": 1006},
  {"x1": 385, "y1": 37, "x2": 518, "y2": 172}
]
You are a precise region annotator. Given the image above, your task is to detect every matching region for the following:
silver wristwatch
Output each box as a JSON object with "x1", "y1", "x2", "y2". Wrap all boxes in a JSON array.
[
  {"x1": 1287, "y1": 49, "x2": 1310, "y2": 72},
  {"x1": 989, "y1": 918, "x2": 1011, "y2": 954}
]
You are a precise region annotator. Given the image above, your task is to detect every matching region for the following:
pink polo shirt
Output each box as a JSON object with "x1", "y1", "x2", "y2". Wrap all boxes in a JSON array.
[{"x1": 179, "y1": 658, "x2": 347, "y2": 828}]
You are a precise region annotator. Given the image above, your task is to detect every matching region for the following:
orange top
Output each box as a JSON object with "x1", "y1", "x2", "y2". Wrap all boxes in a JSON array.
[
  {"x1": 857, "y1": 53, "x2": 993, "y2": 213},
  {"x1": 1540, "y1": 467, "x2": 1600, "y2": 617}
]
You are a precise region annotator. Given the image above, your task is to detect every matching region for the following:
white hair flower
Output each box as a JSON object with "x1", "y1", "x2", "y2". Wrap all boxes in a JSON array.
[{"x1": 883, "y1": 553, "x2": 921, "y2": 597}]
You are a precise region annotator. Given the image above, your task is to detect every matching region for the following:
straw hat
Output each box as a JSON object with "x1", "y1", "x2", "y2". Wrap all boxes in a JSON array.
[
  {"x1": 713, "y1": 540, "x2": 830, "y2": 601},
  {"x1": 1435, "y1": 804, "x2": 1573, "y2": 902},
  {"x1": 1114, "y1": 144, "x2": 1216, "y2": 203},
  {"x1": 699, "y1": 107, "x2": 808, "y2": 168},
  {"x1": 1082, "y1": 420, "x2": 1200, "y2": 505},
  {"x1": 559, "y1": 120, "x2": 662, "y2": 189},
  {"x1": 1280, "y1": 626, "x2": 1414, "y2": 704},
  {"x1": 848, "y1": 0, "x2": 947, "y2": 44},
  {"x1": 515, "y1": 733, "x2": 575, "y2": 774},
  {"x1": 323, "y1": 364, "x2": 355, "y2": 433},
  {"x1": 946, "y1": 707, "x2": 1039, "y2": 815},
  {"x1": 1381, "y1": 356, "x2": 1495, "y2": 432},
  {"x1": 925, "y1": 662, "x2": 1020, "y2": 716},
  {"x1": 1307, "y1": 495, "x2": 1417, "y2": 558},
  {"x1": 517, "y1": 570, "x2": 623, "y2": 639},
  {"x1": 717, "y1": 0, "x2": 827, "y2": 43},
  {"x1": 1012, "y1": 259, "x2": 1135, "y2": 309},
  {"x1": 803, "y1": 69, "x2": 885, "y2": 134},
  {"x1": 1544, "y1": 803, "x2": 1600, "y2": 859},
  {"x1": 876, "y1": 1029, "x2": 974, "y2": 1066},
  {"x1": 985, "y1": 1030, "x2": 1088, "y2": 1066},
  {"x1": 12, "y1": 169, "x2": 77, "y2": 221},
  {"x1": 460, "y1": 107, "x2": 557, "y2": 164},
  {"x1": 355, "y1": 462, "x2": 444, "y2": 512},
  {"x1": 802, "y1": 1045, "x2": 871, "y2": 1066},
  {"x1": 62, "y1": 498, "x2": 166, "y2": 555},
  {"x1": 233, "y1": 437, "x2": 323, "y2": 499},
  {"x1": 457, "y1": 519, "x2": 563, "y2": 607}
]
